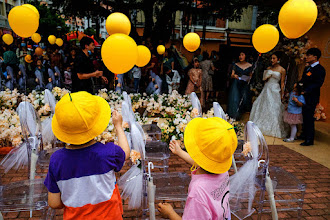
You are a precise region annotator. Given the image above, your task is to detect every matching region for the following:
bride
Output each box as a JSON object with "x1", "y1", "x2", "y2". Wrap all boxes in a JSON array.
[{"x1": 249, "y1": 51, "x2": 288, "y2": 138}]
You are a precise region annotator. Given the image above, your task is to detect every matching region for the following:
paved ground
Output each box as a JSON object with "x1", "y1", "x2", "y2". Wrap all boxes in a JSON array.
[{"x1": 0, "y1": 144, "x2": 329, "y2": 219}]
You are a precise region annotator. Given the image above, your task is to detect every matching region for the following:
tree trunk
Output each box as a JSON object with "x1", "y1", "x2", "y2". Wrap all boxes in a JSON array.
[
  {"x1": 95, "y1": 16, "x2": 100, "y2": 40},
  {"x1": 202, "y1": 14, "x2": 207, "y2": 42},
  {"x1": 143, "y1": 0, "x2": 155, "y2": 38}
]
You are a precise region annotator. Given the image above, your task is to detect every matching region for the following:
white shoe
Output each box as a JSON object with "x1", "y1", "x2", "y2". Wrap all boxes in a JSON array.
[{"x1": 283, "y1": 138, "x2": 294, "y2": 142}]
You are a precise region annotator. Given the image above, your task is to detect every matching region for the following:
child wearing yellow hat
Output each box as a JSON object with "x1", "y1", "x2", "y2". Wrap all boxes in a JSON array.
[
  {"x1": 44, "y1": 91, "x2": 130, "y2": 220},
  {"x1": 158, "y1": 117, "x2": 237, "y2": 220}
]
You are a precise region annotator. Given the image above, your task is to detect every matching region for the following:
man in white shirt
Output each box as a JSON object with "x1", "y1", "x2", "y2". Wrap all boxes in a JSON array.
[
  {"x1": 132, "y1": 66, "x2": 141, "y2": 93},
  {"x1": 164, "y1": 66, "x2": 181, "y2": 93}
]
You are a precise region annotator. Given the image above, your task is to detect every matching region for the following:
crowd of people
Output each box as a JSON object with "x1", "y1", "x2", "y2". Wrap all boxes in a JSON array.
[
  {"x1": 0, "y1": 36, "x2": 229, "y2": 106},
  {"x1": 0, "y1": 36, "x2": 326, "y2": 146}
]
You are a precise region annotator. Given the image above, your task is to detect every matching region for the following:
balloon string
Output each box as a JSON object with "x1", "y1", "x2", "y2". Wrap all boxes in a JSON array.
[{"x1": 235, "y1": 53, "x2": 261, "y2": 115}]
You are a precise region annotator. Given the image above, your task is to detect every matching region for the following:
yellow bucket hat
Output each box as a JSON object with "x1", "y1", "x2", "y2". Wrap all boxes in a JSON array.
[
  {"x1": 52, "y1": 91, "x2": 111, "y2": 145},
  {"x1": 184, "y1": 117, "x2": 238, "y2": 174}
]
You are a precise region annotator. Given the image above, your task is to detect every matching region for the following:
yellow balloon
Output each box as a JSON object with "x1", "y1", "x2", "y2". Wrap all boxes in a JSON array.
[
  {"x1": 157, "y1": 45, "x2": 165, "y2": 55},
  {"x1": 22, "y1": 4, "x2": 40, "y2": 19},
  {"x1": 8, "y1": 6, "x2": 39, "y2": 38},
  {"x1": 48, "y1": 35, "x2": 56, "y2": 45},
  {"x1": 101, "y1": 33, "x2": 138, "y2": 74},
  {"x1": 2, "y1": 34, "x2": 14, "y2": 45},
  {"x1": 56, "y1": 38, "x2": 64, "y2": 47},
  {"x1": 252, "y1": 24, "x2": 279, "y2": 54},
  {"x1": 31, "y1": 33, "x2": 41, "y2": 44},
  {"x1": 105, "y1": 12, "x2": 131, "y2": 36},
  {"x1": 183, "y1": 32, "x2": 201, "y2": 52},
  {"x1": 136, "y1": 45, "x2": 151, "y2": 67},
  {"x1": 279, "y1": 0, "x2": 317, "y2": 39}
]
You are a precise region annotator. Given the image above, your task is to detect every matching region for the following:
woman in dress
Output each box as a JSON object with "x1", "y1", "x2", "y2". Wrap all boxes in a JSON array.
[
  {"x1": 249, "y1": 51, "x2": 288, "y2": 138},
  {"x1": 200, "y1": 51, "x2": 215, "y2": 107},
  {"x1": 186, "y1": 58, "x2": 202, "y2": 95},
  {"x1": 227, "y1": 51, "x2": 253, "y2": 119}
]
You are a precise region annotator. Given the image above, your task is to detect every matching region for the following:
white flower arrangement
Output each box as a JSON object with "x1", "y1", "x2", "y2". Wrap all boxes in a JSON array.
[{"x1": 0, "y1": 87, "x2": 242, "y2": 147}]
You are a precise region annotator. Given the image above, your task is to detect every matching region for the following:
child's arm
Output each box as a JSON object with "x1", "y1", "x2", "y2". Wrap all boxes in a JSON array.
[
  {"x1": 112, "y1": 111, "x2": 130, "y2": 160},
  {"x1": 292, "y1": 97, "x2": 304, "y2": 107},
  {"x1": 169, "y1": 140, "x2": 194, "y2": 166},
  {"x1": 48, "y1": 192, "x2": 64, "y2": 209}
]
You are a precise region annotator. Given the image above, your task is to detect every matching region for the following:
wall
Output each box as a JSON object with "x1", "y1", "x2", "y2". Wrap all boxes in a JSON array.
[
  {"x1": 305, "y1": 21, "x2": 330, "y2": 123},
  {"x1": 228, "y1": 6, "x2": 254, "y2": 30}
]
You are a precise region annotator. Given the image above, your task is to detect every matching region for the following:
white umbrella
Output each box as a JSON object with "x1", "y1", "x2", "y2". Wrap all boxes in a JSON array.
[
  {"x1": 265, "y1": 169, "x2": 278, "y2": 220},
  {"x1": 147, "y1": 162, "x2": 156, "y2": 220}
]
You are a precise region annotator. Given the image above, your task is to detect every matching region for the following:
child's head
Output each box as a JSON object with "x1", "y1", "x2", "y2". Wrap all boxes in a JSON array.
[
  {"x1": 184, "y1": 117, "x2": 238, "y2": 174},
  {"x1": 52, "y1": 92, "x2": 111, "y2": 145},
  {"x1": 293, "y1": 83, "x2": 303, "y2": 95}
]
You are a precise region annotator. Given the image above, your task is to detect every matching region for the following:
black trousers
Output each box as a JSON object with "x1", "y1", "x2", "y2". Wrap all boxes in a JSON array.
[{"x1": 302, "y1": 97, "x2": 318, "y2": 143}]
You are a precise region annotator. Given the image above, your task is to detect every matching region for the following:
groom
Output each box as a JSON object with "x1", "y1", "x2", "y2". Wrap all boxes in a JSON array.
[{"x1": 299, "y1": 48, "x2": 326, "y2": 146}]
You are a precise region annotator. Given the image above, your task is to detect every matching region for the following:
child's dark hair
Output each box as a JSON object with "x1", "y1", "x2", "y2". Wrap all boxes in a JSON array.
[{"x1": 295, "y1": 83, "x2": 304, "y2": 95}]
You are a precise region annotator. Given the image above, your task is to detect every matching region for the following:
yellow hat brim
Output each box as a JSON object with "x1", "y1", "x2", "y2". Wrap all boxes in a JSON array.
[
  {"x1": 184, "y1": 117, "x2": 236, "y2": 174},
  {"x1": 52, "y1": 95, "x2": 111, "y2": 145}
]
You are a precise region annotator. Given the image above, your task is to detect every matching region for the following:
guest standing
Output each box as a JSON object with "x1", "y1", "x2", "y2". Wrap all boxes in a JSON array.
[
  {"x1": 299, "y1": 48, "x2": 326, "y2": 146},
  {"x1": 283, "y1": 83, "x2": 305, "y2": 142},
  {"x1": 132, "y1": 66, "x2": 141, "y2": 93},
  {"x1": 72, "y1": 37, "x2": 104, "y2": 94},
  {"x1": 227, "y1": 51, "x2": 252, "y2": 120},
  {"x1": 185, "y1": 58, "x2": 202, "y2": 95},
  {"x1": 200, "y1": 51, "x2": 215, "y2": 107}
]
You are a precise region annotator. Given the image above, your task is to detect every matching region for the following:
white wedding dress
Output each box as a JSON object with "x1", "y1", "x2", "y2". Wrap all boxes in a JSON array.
[{"x1": 249, "y1": 70, "x2": 288, "y2": 138}]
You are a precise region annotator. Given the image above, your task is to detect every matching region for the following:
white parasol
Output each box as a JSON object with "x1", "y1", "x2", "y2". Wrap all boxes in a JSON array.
[{"x1": 147, "y1": 162, "x2": 156, "y2": 220}]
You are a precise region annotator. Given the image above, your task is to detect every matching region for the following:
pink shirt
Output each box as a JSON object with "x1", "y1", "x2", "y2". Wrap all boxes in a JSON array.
[{"x1": 182, "y1": 170, "x2": 231, "y2": 220}]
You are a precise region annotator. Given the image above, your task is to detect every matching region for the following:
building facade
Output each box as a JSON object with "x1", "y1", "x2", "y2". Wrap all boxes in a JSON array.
[{"x1": 0, "y1": 0, "x2": 27, "y2": 35}]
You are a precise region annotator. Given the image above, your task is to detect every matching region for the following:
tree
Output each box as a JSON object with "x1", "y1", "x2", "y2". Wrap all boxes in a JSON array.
[
  {"x1": 50, "y1": 0, "x2": 111, "y2": 40},
  {"x1": 84, "y1": 27, "x2": 96, "y2": 36},
  {"x1": 28, "y1": 1, "x2": 69, "y2": 40},
  {"x1": 49, "y1": 0, "x2": 276, "y2": 44}
]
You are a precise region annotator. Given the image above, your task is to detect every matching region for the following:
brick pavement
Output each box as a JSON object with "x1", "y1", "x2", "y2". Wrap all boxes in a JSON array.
[{"x1": 0, "y1": 145, "x2": 329, "y2": 219}]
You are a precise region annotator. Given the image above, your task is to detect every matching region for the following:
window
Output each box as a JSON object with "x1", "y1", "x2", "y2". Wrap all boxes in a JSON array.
[
  {"x1": 193, "y1": 14, "x2": 217, "y2": 26},
  {"x1": 5, "y1": 3, "x2": 13, "y2": 16}
]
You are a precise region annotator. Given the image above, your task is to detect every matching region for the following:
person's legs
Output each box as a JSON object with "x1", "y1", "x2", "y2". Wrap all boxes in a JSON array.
[
  {"x1": 206, "y1": 92, "x2": 210, "y2": 101},
  {"x1": 290, "y1": 124, "x2": 297, "y2": 140},
  {"x1": 134, "y1": 78, "x2": 140, "y2": 93},
  {"x1": 302, "y1": 102, "x2": 317, "y2": 145},
  {"x1": 284, "y1": 124, "x2": 297, "y2": 142}
]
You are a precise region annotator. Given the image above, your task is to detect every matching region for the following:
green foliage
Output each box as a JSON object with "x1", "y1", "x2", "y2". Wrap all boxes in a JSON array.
[
  {"x1": 28, "y1": 1, "x2": 69, "y2": 39},
  {"x1": 84, "y1": 27, "x2": 96, "y2": 36}
]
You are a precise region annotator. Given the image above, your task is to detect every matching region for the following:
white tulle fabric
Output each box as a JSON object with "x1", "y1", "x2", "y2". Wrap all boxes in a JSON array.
[
  {"x1": 44, "y1": 89, "x2": 56, "y2": 113},
  {"x1": 249, "y1": 70, "x2": 288, "y2": 138},
  {"x1": 118, "y1": 99, "x2": 146, "y2": 209},
  {"x1": 213, "y1": 102, "x2": 227, "y2": 120},
  {"x1": 17, "y1": 102, "x2": 38, "y2": 137},
  {"x1": 1, "y1": 102, "x2": 39, "y2": 172},
  {"x1": 230, "y1": 121, "x2": 258, "y2": 219},
  {"x1": 42, "y1": 90, "x2": 57, "y2": 145},
  {"x1": 118, "y1": 164, "x2": 143, "y2": 209},
  {"x1": 190, "y1": 92, "x2": 202, "y2": 117}
]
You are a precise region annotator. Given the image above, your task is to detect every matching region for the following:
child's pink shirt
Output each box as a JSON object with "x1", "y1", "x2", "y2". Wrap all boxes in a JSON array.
[{"x1": 182, "y1": 169, "x2": 231, "y2": 220}]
